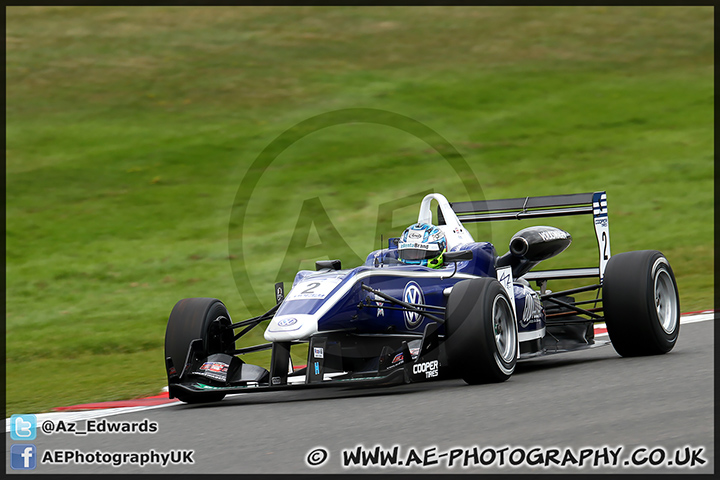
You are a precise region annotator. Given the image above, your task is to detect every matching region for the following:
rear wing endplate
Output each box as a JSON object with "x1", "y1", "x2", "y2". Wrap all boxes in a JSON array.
[{"x1": 439, "y1": 191, "x2": 611, "y2": 281}]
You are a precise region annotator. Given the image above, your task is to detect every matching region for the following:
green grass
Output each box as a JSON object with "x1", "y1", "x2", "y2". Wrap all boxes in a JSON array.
[{"x1": 5, "y1": 6, "x2": 713, "y2": 416}]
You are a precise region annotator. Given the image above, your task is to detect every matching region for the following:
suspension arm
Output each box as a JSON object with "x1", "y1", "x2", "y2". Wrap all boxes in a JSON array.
[{"x1": 360, "y1": 283, "x2": 445, "y2": 324}]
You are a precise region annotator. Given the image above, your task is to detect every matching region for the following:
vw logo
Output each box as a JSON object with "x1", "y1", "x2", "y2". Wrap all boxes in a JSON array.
[
  {"x1": 403, "y1": 281, "x2": 425, "y2": 330},
  {"x1": 519, "y1": 291, "x2": 541, "y2": 328},
  {"x1": 520, "y1": 291, "x2": 534, "y2": 328},
  {"x1": 277, "y1": 317, "x2": 298, "y2": 327}
]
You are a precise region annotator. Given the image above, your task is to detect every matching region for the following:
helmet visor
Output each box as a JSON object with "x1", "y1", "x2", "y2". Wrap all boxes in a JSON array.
[{"x1": 398, "y1": 243, "x2": 440, "y2": 261}]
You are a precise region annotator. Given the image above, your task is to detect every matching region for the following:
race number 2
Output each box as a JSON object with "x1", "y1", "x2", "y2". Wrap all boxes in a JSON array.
[
  {"x1": 284, "y1": 278, "x2": 342, "y2": 301},
  {"x1": 592, "y1": 192, "x2": 611, "y2": 279}
]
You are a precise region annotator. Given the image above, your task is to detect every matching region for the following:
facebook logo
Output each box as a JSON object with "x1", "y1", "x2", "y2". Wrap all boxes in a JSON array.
[
  {"x1": 10, "y1": 414, "x2": 36, "y2": 440},
  {"x1": 11, "y1": 444, "x2": 37, "y2": 470}
]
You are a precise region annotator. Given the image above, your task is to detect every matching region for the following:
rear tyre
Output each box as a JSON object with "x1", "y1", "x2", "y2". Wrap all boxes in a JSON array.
[
  {"x1": 603, "y1": 250, "x2": 680, "y2": 356},
  {"x1": 445, "y1": 278, "x2": 517, "y2": 384},
  {"x1": 164, "y1": 298, "x2": 235, "y2": 403}
]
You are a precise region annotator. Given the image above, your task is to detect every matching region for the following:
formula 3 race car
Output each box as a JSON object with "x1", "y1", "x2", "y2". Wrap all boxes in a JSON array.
[{"x1": 164, "y1": 192, "x2": 680, "y2": 403}]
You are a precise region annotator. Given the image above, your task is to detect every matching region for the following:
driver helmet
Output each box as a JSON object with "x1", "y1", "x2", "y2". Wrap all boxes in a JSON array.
[{"x1": 398, "y1": 223, "x2": 447, "y2": 269}]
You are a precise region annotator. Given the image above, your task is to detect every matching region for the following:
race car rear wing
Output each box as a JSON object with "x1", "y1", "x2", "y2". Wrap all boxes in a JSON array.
[{"x1": 439, "y1": 191, "x2": 610, "y2": 282}]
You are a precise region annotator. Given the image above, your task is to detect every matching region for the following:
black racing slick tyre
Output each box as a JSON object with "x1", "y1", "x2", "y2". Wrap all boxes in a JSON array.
[
  {"x1": 164, "y1": 298, "x2": 235, "y2": 403},
  {"x1": 445, "y1": 278, "x2": 518, "y2": 384},
  {"x1": 603, "y1": 250, "x2": 680, "y2": 357}
]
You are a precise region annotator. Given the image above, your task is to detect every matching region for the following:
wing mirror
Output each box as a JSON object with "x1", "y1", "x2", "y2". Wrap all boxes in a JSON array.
[
  {"x1": 316, "y1": 259, "x2": 341, "y2": 271},
  {"x1": 442, "y1": 250, "x2": 473, "y2": 280}
]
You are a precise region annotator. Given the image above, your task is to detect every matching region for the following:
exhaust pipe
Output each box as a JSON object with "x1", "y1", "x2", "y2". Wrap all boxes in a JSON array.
[
  {"x1": 497, "y1": 226, "x2": 572, "y2": 279},
  {"x1": 509, "y1": 236, "x2": 529, "y2": 257}
]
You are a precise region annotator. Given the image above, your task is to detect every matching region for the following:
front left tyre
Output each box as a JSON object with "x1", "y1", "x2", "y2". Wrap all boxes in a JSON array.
[{"x1": 445, "y1": 277, "x2": 518, "y2": 384}]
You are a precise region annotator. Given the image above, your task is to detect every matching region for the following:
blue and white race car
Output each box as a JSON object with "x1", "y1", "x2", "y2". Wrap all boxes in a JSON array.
[{"x1": 164, "y1": 192, "x2": 680, "y2": 403}]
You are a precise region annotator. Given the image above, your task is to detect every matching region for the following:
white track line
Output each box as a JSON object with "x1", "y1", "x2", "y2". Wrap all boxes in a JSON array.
[
  {"x1": 594, "y1": 312, "x2": 715, "y2": 337},
  {"x1": 6, "y1": 312, "x2": 715, "y2": 432}
]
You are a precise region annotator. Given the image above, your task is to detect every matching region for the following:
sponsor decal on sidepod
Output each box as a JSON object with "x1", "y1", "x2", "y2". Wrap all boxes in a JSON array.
[{"x1": 403, "y1": 281, "x2": 425, "y2": 330}]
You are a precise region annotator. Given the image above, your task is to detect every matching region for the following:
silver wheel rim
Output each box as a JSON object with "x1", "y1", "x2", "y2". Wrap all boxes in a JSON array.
[
  {"x1": 492, "y1": 294, "x2": 516, "y2": 363},
  {"x1": 654, "y1": 266, "x2": 677, "y2": 334}
]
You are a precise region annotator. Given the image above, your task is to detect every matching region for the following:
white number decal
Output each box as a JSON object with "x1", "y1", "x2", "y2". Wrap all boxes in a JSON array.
[{"x1": 285, "y1": 278, "x2": 342, "y2": 301}]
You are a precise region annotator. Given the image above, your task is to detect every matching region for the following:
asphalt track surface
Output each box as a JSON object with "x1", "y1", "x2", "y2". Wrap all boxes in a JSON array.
[{"x1": 7, "y1": 319, "x2": 714, "y2": 475}]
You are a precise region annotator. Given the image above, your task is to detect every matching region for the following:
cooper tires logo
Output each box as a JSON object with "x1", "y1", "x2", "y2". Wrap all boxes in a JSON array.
[
  {"x1": 403, "y1": 281, "x2": 424, "y2": 330},
  {"x1": 413, "y1": 360, "x2": 439, "y2": 378}
]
